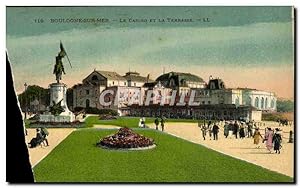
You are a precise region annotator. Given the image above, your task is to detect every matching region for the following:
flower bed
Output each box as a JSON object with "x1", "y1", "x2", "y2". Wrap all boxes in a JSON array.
[
  {"x1": 97, "y1": 127, "x2": 155, "y2": 149},
  {"x1": 29, "y1": 120, "x2": 84, "y2": 128}
]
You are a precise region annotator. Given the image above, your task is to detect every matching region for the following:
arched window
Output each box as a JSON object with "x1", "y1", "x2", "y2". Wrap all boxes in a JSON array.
[
  {"x1": 261, "y1": 98, "x2": 264, "y2": 109},
  {"x1": 86, "y1": 99, "x2": 90, "y2": 108},
  {"x1": 255, "y1": 97, "x2": 259, "y2": 108},
  {"x1": 265, "y1": 98, "x2": 268, "y2": 109},
  {"x1": 169, "y1": 79, "x2": 176, "y2": 87}
]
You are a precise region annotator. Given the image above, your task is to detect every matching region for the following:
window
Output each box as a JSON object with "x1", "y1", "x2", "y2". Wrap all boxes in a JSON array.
[
  {"x1": 92, "y1": 75, "x2": 98, "y2": 81},
  {"x1": 255, "y1": 97, "x2": 259, "y2": 108},
  {"x1": 124, "y1": 82, "x2": 127, "y2": 85},
  {"x1": 265, "y1": 98, "x2": 268, "y2": 109},
  {"x1": 261, "y1": 98, "x2": 264, "y2": 109},
  {"x1": 86, "y1": 90, "x2": 89, "y2": 95},
  {"x1": 202, "y1": 101, "x2": 205, "y2": 104},
  {"x1": 134, "y1": 82, "x2": 136, "y2": 86},
  {"x1": 208, "y1": 101, "x2": 211, "y2": 104},
  {"x1": 86, "y1": 99, "x2": 90, "y2": 108},
  {"x1": 113, "y1": 81, "x2": 115, "y2": 85}
]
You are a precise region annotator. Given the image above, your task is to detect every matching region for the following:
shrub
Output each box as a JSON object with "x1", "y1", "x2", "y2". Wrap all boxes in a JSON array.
[
  {"x1": 262, "y1": 113, "x2": 284, "y2": 121},
  {"x1": 85, "y1": 107, "x2": 118, "y2": 116}
]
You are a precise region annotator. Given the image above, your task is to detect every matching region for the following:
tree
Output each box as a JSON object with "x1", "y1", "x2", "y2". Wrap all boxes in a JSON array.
[
  {"x1": 18, "y1": 85, "x2": 50, "y2": 112},
  {"x1": 276, "y1": 99, "x2": 294, "y2": 112}
]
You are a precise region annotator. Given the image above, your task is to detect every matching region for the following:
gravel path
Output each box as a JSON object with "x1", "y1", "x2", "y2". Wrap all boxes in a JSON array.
[
  {"x1": 148, "y1": 121, "x2": 294, "y2": 177},
  {"x1": 25, "y1": 128, "x2": 75, "y2": 167}
]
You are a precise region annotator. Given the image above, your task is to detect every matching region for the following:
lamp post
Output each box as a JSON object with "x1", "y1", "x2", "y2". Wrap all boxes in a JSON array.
[{"x1": 24, "y1": 83, "x2": 28, "y2": 119}]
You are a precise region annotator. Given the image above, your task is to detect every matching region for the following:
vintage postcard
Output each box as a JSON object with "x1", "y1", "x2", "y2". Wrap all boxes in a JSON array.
[{"x1": 6, "y1": 6, "x2": 295, "y2": 183}]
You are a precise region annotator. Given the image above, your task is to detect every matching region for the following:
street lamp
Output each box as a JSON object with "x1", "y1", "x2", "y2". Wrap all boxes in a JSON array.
[{"x1": 24, "y1": 83, "x2": 27, "y2": 119}]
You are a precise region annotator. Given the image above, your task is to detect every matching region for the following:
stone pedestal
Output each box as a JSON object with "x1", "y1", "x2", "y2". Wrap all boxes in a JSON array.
[{"x1": 39, "y1": 83, "x2": 75, "y2": 123}]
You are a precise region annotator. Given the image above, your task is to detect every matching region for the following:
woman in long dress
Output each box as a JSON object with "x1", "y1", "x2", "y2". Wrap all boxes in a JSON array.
[
  {"x1": 264, "y1": 128, "x2": 274, "y2": 153},
  {"x1": 273, "y1": 128, "x2": 282, "y2": 154},
  {"x1": 253, "y1": 128, "x2": 263, "y2": 148},
  {"x1": 224, "y1": 122, "x2": 229, "y2": 138}
]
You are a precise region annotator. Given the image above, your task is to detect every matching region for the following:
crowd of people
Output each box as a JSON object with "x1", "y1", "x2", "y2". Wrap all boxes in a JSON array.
[{"x1": 198, "y1": 120, "x2": 283, "y2": 154}]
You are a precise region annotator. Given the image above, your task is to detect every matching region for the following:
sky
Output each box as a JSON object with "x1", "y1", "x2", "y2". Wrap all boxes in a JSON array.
[{"x1": 6, "y1": 6, "x2": 294, "y2": 99}]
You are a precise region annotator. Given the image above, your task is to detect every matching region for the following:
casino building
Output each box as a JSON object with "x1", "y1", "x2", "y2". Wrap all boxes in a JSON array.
[{"x1": 72, "y1": 70, "x2": 276, "y2": 121}]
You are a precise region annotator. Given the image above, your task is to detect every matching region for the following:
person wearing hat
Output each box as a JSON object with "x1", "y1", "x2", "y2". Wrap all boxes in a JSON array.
[
  {"x1": 200, "y1": 124, "x2": 207, "y2": 140},
  {"x1": 212, "y1": 123, "x2": 219, "y2": 140},
  {"x1": 272, "y1": 128, "x2": 282, "y2": 154},
  {"x1": 239, "y1": 123, "x2": 245, "y2": 139},
  {"x1": 264, "y1": 127, "x2": 274, "y2": 153},
  {"x1": 224, "y1": 121, "x2": 229, "y2": 138},
  {"x1": 34, "y1": 128, "x2": 45, "y2": 147},
  {"x1": 233, "y1": 121, "x2": 239, "y2": 139},
  {"x1": 253, "y1": 128, "x2": 263, "y2": 148}
]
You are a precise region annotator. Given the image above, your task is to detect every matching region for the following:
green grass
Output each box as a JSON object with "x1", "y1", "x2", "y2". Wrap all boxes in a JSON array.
[
  {"x1": 24, "y1": 119, "x2": 31, "y2": 128},
  {"x1": 33, "y1": 129, "x2": 293, "y2": 182},
  {"x1": 84, "y1": 116, "x2": 202, "y2": 128}
]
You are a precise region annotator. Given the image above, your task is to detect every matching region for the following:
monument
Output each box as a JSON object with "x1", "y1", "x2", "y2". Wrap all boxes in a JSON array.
[{"x1": 39, "y1": 42, "x2": 75, "y2": 123}]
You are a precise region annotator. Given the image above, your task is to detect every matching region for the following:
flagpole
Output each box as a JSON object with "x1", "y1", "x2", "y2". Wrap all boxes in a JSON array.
[
  {"x1": 60, "y1": 40, "x2": 72, "y2": 68},
  {"x1": 65, "y1": 53, "x2": 72, "y2": 68}
]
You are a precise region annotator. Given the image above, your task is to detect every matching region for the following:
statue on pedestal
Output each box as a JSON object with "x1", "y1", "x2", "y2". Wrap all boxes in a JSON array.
[
  {"x1": 38, "y1": 41, "x2": 75, "y2": 122},
  {"x1": 53, "y1": 41, "x2": 72, "y2": 83}
]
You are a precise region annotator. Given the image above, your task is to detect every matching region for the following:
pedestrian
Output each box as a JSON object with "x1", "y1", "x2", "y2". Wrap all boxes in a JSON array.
[
  {"x1": 264, "y1": 127, "x2": 274, "y2": 153},
  {"x1": 212, "y1": 123, "x2": 219, "y2": 140},
  {"x1": 247, "y1": 122, "x2": 253, "y2": 138},
  {"x1": 142, "y1": 117, "x2": 146, "y2": 128},
  {"x1": 35, "y1": 128, "x2": 44, "y2": 147},
  {"x1": 160, "y1": 117, "x2": 165, "y2": 131},
  {"x1": 273, "y1": 128, "x2": 282, "y2": 154},
  {"x1": 253, "y1": 128, "x2": 263, "y2": 148},
  {"x1": 233, "y1": 121, "x2": 239, "y2": 139},
  {"x1": 138, "y1": 118, "x2": 143, "y2": 128},
  {"x1": 200, "y1": 124, "x2": 207, "y2": 140},
  {"x1": 239, "y1": 123, "x2": 245, "y2": 139},
  {"x1": 154, "y1": 117, "x2": 159, "y2": 130},
  {"x1": 228, "y1": 121, "x2": 234, "y2": 138},
  {"x1": 207, "y1": 121, "x2": 212, "y2": 140},
  {"x1": 224, "y1": 122, "x2": 229, "y2": 138},
  {"x1": 40, "y1": 127, "x2": 49, "y2": 146}
]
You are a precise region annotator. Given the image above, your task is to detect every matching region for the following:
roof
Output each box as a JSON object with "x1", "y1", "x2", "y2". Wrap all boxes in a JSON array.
[
  {"x1": 123, "y1": 74, "x2": 153, "y2": 83},
  {"x1": 143, "y1": 82, "x2": 158, "y2": 88},
  {"x1": 207, "y1": 79, "x2": 226, "y2": 90},
  {"x1": 95, "y1": 70, "x2": 126, "y2": 81},
  {"x1": 156, "y1": 72, "x2": 205, "y2": 87}
]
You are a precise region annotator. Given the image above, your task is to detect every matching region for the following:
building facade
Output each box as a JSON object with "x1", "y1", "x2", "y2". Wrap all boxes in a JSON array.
[{"x1": 72, "y1": 70, "x2": 276, "y2": 121}]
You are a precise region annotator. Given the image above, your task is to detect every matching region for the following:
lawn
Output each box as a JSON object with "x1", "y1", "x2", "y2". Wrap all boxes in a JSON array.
[
  {"x1": 33, "y1": 129, "x2": 293, "y2": 182},
  {"x1": 84, "y1": 116, "x2": 201, "y2": 128}
]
